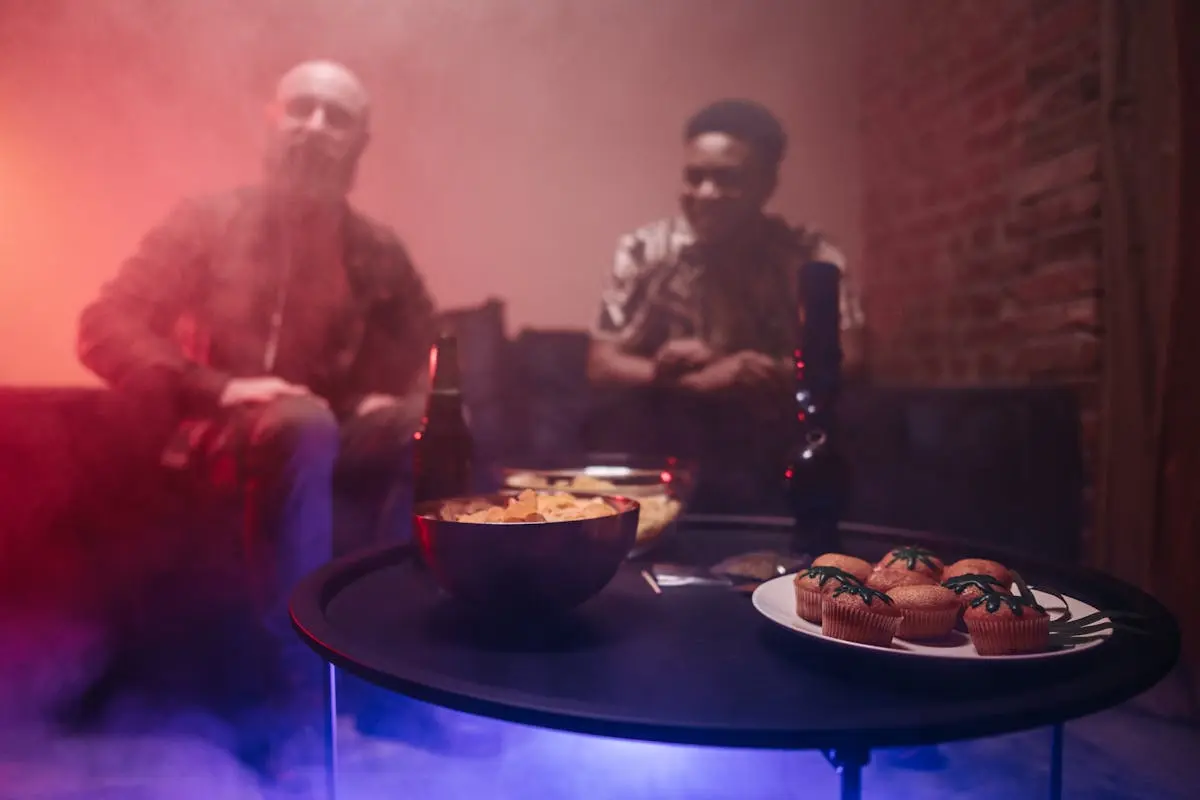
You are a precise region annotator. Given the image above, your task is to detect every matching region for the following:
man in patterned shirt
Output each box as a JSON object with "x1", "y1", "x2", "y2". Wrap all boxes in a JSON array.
[{"x1": 588, "y1": 99, "x2": 863, "y2": 511}]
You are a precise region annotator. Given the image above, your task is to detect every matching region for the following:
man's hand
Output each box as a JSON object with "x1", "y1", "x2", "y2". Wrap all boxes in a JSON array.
[
  {"x1": 356, "y1": 390, "x2": 469, "y2": 426},
  {"x1": 679, "y1": 351, "x2": 787, "y2": 395},
  {"x1": 218, "y1": 376, "x2": 323, "y2": 408},
  {"x1": 355, "y1": 393, "x2": 400, "y2": 417},
  {"x1": 654, "y1": 338, "x2": 716, "y2": 379}
]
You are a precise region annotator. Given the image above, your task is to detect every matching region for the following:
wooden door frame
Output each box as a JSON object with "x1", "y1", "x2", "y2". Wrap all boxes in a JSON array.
[
  {"x1": 1156, "y1": 0, "x2": 1200, "y2": 709},
  {"x1": 1097, "y1": 0, "x2": 1198, "y2": 712}
]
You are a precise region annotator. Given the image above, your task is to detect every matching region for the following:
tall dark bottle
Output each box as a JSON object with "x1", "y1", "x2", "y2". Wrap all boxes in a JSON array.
[
  {"x1": 784, "y1": 261, "x2": 848, "y2": 558},
  {"x1": 413, "y1": 333, "x2": 474, "y2": 504}
]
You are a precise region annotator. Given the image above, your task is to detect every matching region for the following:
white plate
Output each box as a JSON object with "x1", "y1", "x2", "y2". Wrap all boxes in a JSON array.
[
  {"x1": 751, "y1": 574, "x2": 1112, "y2": 662},
  {"x1": 582, "y1": 465, "x2": 636, "y2": 478}
]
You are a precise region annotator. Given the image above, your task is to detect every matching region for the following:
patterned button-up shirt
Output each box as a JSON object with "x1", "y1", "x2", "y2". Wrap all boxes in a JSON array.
[
  {"x1": 593, "y1": 215, "x2": 862, "y2": 360},
  {"x1": 78, "y1": 186, "x2": 438, "y2": 470}
]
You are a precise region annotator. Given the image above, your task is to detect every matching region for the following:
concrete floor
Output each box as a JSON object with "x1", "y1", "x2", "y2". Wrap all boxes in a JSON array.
[
  {"x1": 1, "y1": 613, "x2": 1197, "y2": 800},
  {"x1": 0, "y1": 693, "x2": 1197, "y2": 800}
]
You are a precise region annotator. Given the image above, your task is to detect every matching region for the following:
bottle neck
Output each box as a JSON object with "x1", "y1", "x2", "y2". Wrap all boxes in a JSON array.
[
  {"x1": 430, "y1": 336, "x2": 462, "y2": 393},
  {"x1": 421, "y1": 334, "x2": 469, "y2": 431}
]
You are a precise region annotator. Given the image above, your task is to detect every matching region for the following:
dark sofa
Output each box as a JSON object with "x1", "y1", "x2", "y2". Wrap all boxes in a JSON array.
[
  {"x1": 0, "y1": 308, "x2": 1086, "y2": 618},
  {"x1": 0, "y1": 305, "x2": 1087, "y2": 719}
]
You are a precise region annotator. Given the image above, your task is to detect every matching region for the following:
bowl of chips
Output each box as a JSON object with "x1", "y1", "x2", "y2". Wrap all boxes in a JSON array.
[
  {"x1": 498, "y1": 454, "x2": 695, "y2": 558},
  {"x1": 414, "y1": 488, "x2": 640, "y2": 614}
]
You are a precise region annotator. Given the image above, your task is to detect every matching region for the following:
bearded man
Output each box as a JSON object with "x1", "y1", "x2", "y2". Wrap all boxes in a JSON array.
[{"x1": 77, "y1": 59, "x2": 447, "y2": 780}]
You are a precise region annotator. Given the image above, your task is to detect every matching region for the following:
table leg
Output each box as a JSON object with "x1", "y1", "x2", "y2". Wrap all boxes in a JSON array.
[
  {"x1": 1049, "y1": 723, "x2": 1064, "y2": 800},
  {"x1": 323, "y1": 662, "x2": 339, "y2": 800},
  {"x1": 823, "y1": 747, "x2": 869, "y2": 800}
]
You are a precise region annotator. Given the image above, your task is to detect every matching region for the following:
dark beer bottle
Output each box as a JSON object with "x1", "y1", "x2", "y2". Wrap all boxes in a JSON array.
[
  {"x1": 413, "y1": 333, "x2": 473, "y2": 504},
  {"x1": 784, "y1": 261, "x2": 847, "y2": 558}
]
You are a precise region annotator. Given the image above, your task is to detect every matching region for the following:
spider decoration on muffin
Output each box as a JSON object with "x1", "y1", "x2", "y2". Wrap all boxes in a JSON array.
[
  {"x1": 965, "y1": 574, "x2": 1151, "y2": 653},
  {"x1": 799, "y1": 566, "x2": 863, "y2": 589},
  {"x1": 944, "y1": 573, "x2": 1008, "y2": 593},
  {"x1": 831, "y1": 582, "x2": 894, "y2": 606},
  {"x1": 963, "y1": 589, "x2": 1050, "y2": 654},
  {"x1": 968, "y1": 591, "x2": 1045, "y2": 616},
  {"x1": 942, "y1": 573, "x2": 1010, "y2": 604},
  {"x1": 811, "y1": 554, "x2": 874, "y2": 583},
  {"x1": 821, "y1": 582, "x2": 902, "y2": 646},
  {"x1": 793, "y1": 566, "x2": 865, "y2": 623},
  {"x1": 878, "y1": 546, "x2": 943, "y2": 578},
  {"x1": 1005, "y1": 572, "x2": 1149, "y2": 647},
  {"x1": 790, "y1": 547, "x2": 1153, "y2": 655}
]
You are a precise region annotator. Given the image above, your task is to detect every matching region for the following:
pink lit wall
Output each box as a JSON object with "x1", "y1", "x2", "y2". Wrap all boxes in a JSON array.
[{"x1": 0, "y1": 0, "x2": 861, "y2": 386}]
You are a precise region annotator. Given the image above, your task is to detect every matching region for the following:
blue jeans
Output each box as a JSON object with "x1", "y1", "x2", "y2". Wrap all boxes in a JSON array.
[{"x1": 224, "y1": 397, "x2": 415, "y2": 714}]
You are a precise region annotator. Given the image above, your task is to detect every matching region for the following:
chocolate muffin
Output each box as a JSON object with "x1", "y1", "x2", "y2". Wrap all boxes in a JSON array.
[
  {"x1": 812, "y1": 553, "x2": 873, "y2": 584},
  {"x1": 821, "y1": 584, "x2": 902, "y2": 647},
  {"x1": 875, "y1": 546, "x2": 944, "y2": 580},
  {"x1": 943, "y1": 558, "x2": 1011, "y2": 588},
  {"x1": 963, "y1": 592, "x2": 1050, "y2": 655},
  {"x1": 867, "y1": 568, "x2": 936, "y2": 593},
  {"x1": 887, "y1": 584, "x2": 961, "y2": 640},
  {"x1": 793, "y1": 566, "x2": 862, "y2": 623},
  {"x1": 942, "y1": 573, "x2": 1011, "y2": 607}
]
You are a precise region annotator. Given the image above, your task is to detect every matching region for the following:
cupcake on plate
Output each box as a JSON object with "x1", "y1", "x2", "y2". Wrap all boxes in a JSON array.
[
  {"x1": 811, "y1": 553, "x2": 873, "y2": 583},
  {"x1": 868, "y1": 568, "x2": 936, "y2": 593},
  {"x1": 887, "y1": 584, "x2": 961, "y2": 640},
  {"x1": 876, "y1": 546, "x2": 944, "y2": 580},
  {"x1": 963, "y1": 592, "x2": 1050, "y2": 655},
  {"x1": 821, "y1": 583, "x2": 902, "y2": 647},
  {"x1": 942, "y1": 573, "x2": 1011, "y2": 607},
  {"x1": 793, "y1": 566, "x2": 862, "y2": 623},
  {"x1": 943, "y1": 558, "x2": 1011, "y2": 588}
]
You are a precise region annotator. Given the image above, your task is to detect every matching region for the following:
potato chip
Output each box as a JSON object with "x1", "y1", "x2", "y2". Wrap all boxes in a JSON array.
[
  {"x1": 506, "y1": 472, "x2": 552, "y2": 489},
  {"x1": 453, "y1": 489, "x2": 617, "y2": 524},
  {"x1": 564, "y1": 475, "x2": 618, "y2": 492}
]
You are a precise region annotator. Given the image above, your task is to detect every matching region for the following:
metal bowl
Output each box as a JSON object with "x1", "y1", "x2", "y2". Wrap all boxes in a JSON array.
[
  {"x1": 497, "y1": 453, "x2": 696, "y2": 558},
  {"x1": 413, "y1": 490, "x2": 640, "y2": 615}
]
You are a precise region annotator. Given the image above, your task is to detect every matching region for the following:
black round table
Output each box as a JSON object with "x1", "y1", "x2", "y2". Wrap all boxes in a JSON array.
[{"x1": 291, "y1": 518, "x2": 1180, "y2": 800}]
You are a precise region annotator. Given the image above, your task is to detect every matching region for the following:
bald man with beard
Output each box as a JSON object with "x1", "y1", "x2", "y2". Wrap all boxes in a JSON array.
[{"x1": 76, "y1": 61, "x2": 462, "y2": 780}]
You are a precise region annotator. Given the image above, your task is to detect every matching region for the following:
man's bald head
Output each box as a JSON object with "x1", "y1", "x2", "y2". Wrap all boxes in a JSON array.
[
  {"x1": 273, "y1": 60, "x2": 371, "y2": 129},
  {"x1": 263, "y1": 60, "x2": 372, "y2": 204}
]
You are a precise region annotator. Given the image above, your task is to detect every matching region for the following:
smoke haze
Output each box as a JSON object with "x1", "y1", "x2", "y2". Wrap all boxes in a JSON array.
[
  {"x1": 0, "y1": 2, "x2": 860, "y2": 795},
  {"x1": 0, "y1": 0, "x2": 860, "y2": 384}
]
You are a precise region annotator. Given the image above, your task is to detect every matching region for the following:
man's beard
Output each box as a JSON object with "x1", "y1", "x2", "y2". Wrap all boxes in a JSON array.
[{"x1": 265, "y1": 141, "x2": 358, "y2": 203}]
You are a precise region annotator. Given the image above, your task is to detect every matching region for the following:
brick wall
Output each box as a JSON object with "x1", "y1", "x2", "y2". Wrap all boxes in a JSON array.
[{"x1": 859, "y1": 0, "x2": 1102, "y2": 452}]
